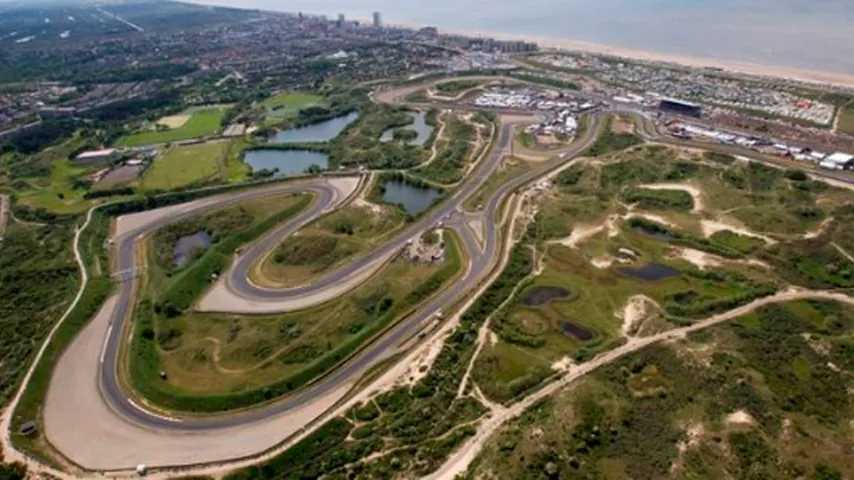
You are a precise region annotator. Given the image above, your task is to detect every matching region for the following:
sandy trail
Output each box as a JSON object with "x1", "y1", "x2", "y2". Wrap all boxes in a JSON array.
[
  {"x1": 638, "y1": 182, "x2": 704, "y2": 212},
  {"x1": 0, "y1": 194, "x2": 8, "y2": 237},
  {"x1": 670, "y1": 247, "x2": 769, "y2": 271},
  {"x1": 427, "y1": 288, "x2": 854, "y2": 479},
  {"x1": 700, "y1": 219, "x2": 776, "y2": 244}
]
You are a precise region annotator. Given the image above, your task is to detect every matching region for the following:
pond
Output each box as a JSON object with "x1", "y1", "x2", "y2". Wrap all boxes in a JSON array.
[
  {"x1": 381, "y1": 180, "x2": 443, "y2": 216},
  {"x1": 560, "y1": 321, "x2": 594, "y2": 341},
  {"x1": 174, "y1": 231, "x2": 212, "y2": 268},
  {"x1": 619, "y1": 262, "x2": 681, "y2": 281},
  {"x1": 270, "y1": 111, "x2": 359, "y2": 143},
  {"x1": 521, "y1": 286, "x2": 571, "y2": 306},
  {"x1": 244, "y1": 149, "x2": 329, "y2": 177},
  {"x1": 380, "y1": 111, "x2": 434, "y2": 146}
]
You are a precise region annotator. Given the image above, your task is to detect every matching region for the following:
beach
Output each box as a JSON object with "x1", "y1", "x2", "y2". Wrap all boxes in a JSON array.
[{"x1": 427, "y1": 23, "x2": 854, "y2": 90}]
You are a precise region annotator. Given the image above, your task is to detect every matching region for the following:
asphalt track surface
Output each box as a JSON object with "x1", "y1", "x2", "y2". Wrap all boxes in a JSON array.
[
  {"x1": 45, "y1": 76, "x2": 838, "y2": 469},
  {"x1": 89, "y1": 108, "x2": 604, "y2": 443}
]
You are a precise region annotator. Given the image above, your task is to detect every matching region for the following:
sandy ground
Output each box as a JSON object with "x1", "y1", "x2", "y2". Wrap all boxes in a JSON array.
[
  {"x1": 155, "y1": 114, "x2": 190, "y2": 129},
  {"x1": 803, "y1": 217, "x2": 834, "y2": 240},
  {"x1": 832, "y1": 242, "x2": 854, "y2": 264},
  {"x1": 674, "y1": 247, "x2": 722, "y2": 270},
  {"x1": 671, "y1": 247, "x2": 769, "y2": 271},
  {"x1": 619, "y1": 295, "x2": 657, "y2": 337},
  {"x1": 700, "y1": 219, "x2": 776, "y2": 244},
  {"x1": 426, "y1": 288, "x2": 854, "y2": 479},
  {"x1": 590, "y1": 255, "x2": 615, "y2": 269},
  {"x1": 725, "y1": 410, "x2": 756, "y2": 426},
  {"x1": 638, "y1": 183, "x2": 704, "y2": 213},
  {"x1": 350, "y1": 173, "x2": 384, "y2": 216},
  {"x1": 551, "y1": 356, "x2": 574, "y2": 373},
  {"x1": 0, "y1": 194, "x2": 8, "y2": 237},
  {"x1": 556, "y1": 222, "x2": 604, "y2": 249}
]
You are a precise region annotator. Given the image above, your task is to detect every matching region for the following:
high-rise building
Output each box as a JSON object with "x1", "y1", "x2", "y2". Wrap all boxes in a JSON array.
[
  {"x1": 337, "y1": 13, "x2": 345, "y2": 28},
  {"x1": 372, "y1": 11, "x2": 382, "y2": 28}
]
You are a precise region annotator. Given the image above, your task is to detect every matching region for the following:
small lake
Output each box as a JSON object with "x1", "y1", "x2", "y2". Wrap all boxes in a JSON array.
[
  {"x1": 561, "y1": 321, "x2": 594, "y2": 341},
  {"x1": 270, "y1": 111, "x2": 359, "y2": 143},
  {"x1": 522, "y1": 286, "x2": 570, "y2": 307},
  {"x1": 174, "y1": 231, "x2": 212, "y2": 268},
  {"x1": 380, "y1": 111, "x2": 433, "y2": 146},
  {"x1": 619, "y1": 262, "x2": 681, "y2": 282},
  {"x1": 381, "y1": 180, "x2": 443, "y2": 216},
  {"x1": 244, "y1": 149, "x2": 329, "y2": 177}
]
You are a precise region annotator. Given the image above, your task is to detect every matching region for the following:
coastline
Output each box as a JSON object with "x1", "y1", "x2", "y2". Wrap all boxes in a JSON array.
[
  {"x1": 389, "y1": 20, "x2": 854, "y2": 90},
  {"x1": 187, "y1": 0, "x2": 854, "y2": 90}
]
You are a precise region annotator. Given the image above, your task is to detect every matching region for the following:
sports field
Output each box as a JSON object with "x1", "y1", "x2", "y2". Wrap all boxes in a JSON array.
[
  {"x1": 118, "y1": 106, "x2": 228, "y2": 147},
  {"x1": 140, "y1": 142, "x2": 226, "y2": 191}
]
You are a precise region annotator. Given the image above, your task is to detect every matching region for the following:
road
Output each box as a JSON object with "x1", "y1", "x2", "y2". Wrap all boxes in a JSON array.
[
  {"x1": 30, "y1": 73, "x2": 833, "y2": 474},
  {"x1": 31, "y1": 87, "x2": 602, "y2": 470}
]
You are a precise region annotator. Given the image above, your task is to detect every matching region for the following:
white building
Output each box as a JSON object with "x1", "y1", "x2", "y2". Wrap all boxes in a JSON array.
[
  {"x1": 74, "y1": 148, "x2": 118, "y2": 164},
  {"x1": 822, "y1": 152, "x2": 854, "y2": 170}
]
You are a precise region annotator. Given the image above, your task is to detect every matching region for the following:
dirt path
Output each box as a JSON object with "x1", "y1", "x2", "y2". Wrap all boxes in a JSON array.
[
  {"x1": 0, "y1": 207, "x2": 97, "y2": 479},
  {"x1": 0, "y1": 194, "x2": 8, "y2": 238},
  {"x1": 426, "y1": 288, "x2": 854, "y2": 480}
]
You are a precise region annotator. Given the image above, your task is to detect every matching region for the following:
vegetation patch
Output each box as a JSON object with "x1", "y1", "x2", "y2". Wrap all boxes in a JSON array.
[
  {"x1": 141, "y1": 141, "x2": 228, "y2": 192},
  {"x1": 585, "y1": 118, "x2": 642, "y2": 157},
  {"x1": 467, "y1": 300, "x2": 854, "y2": 480},
  {"x1": 130, "y1": 226, "x2": 463, "y2": 412},
  {"x1": 258, "y1": 204, "x2": 404, "y2": 288},
  {"x1": 622, "y1": 187, "x2": 694, "y2": 211},
  {"x1": 118, "y1": 106, "x2": 229, "y2": 147}
]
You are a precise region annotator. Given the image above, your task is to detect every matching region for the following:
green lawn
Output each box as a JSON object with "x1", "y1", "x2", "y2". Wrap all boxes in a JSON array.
[
  {"x1": 118, "y1": 106, "x2": 228, "y2": 147},
  {"x1": 141, "y1": 142, "x2": 226, "y2": 191},
  {"x1": 837, "y1": 102, "x2": 854, "y2": 136},
  {"x1": 262, "y1": 92, "x2": 323, "y2": 125}
]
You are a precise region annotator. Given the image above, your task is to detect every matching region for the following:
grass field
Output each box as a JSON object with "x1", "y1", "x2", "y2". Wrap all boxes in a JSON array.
[
  {"x1": 836, "y1": 102, "x2": 854, "y2": 136},
  {"x1": 13, "y1": 136, "x2": 101, "y2": 214},
  {"x1": 17, "y1": 157, "x2": 92, "y2": 213},
  {"x1": 130, "y1": 222, "x2": 463, "y2": 412},
  {"x1": 433, "y1": 79, "x2": 483, "y2": 96},
  {"x1": 262, "y1": 92, "x2": 323, "y2": 126},
  {"x1": 253, "y1": 203, "x2": 405, "y2": 288},
  {"x1": 117, "y1": 106, "x2": 228, "y2": 147},
  {"x1": 140, "y1": 141, "x2": 227, "y2": 191},
  {"x1": 415, "y1": 112, "x2": 491, "y2": 185},
  {"x1": 463, "y1": 156, "x2": 537, "y2": 212}
]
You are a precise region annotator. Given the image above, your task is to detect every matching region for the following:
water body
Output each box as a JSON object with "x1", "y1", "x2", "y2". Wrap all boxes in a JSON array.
[
  {"x1": 619, "y1": 262, "x2": 680, "y2": 281},
  {"x1": 380, "y1": 111, "x2": 433, "y2": 146},
  {"x1": 521, "y1": 286, "x2": 570, "y2": 307},
  {"x1": 381, "y1": 180, "x2": 443, "y2": 216},
  {"x1": 560, "y1": 321, "x2": 593, "y2": 341},
  {"x1": 244, "y1": 149, "x2": 329, "y2": 177},
  {"x1": 174, "y1": 231, "x2": 212, "y2": 267},
  {"x1": 270, "y1": 111, "x2": 359, "y2": 143},
  {"x1": 192, "y1": 0, "x2": 854, "y2": 75}
]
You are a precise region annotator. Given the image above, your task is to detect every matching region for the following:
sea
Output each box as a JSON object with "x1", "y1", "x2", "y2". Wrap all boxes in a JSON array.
[{"x1": 191, "y1": 0, "x2": 854, "y2": 75}]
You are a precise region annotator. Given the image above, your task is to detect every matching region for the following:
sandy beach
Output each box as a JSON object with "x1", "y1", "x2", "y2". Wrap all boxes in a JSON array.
[{"x1": 390, "y1": 19, "x2": 854, "y2": 90}]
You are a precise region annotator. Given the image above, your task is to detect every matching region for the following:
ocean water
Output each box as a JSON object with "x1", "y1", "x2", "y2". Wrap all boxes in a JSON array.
[{"x1": 192, "y1": 0, "x2": 854, "y2": 75}]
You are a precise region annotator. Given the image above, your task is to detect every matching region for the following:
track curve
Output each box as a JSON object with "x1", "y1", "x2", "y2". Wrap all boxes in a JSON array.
[{"x1": 38, "y1": 81, "x2": 617, "y2": 470}]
